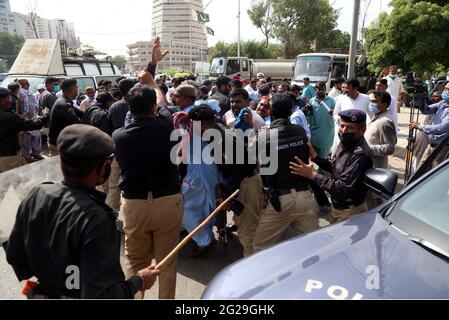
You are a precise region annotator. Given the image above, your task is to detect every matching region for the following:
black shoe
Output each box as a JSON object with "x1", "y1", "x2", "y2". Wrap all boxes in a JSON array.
[{"x1": 190, "y1": 240, "x2": 216, "y2": 259}]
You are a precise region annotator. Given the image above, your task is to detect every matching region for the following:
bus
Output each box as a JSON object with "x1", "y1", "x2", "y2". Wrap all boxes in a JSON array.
[{"x1": 291, "y1": 53, "x2": 369, "y2": 93}]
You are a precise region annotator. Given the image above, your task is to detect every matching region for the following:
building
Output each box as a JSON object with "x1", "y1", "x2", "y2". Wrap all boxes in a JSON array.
[
  {"x1": 151, "y1": 0, "x2": 208, "y2": 71},
  {"x1": 13, "y1": 12, "x2": 80, "y2": 49},
  {"x1": 0, "y1": 0, "x2": 18, "y2": 35},
  {"x1": 126, "y1": 41, "x2": 152, "y2": 75}
]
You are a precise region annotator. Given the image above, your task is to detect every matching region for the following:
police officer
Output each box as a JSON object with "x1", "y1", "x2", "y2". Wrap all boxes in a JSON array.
[
  {"x1": 290, "y1": 110, "x2": 373, "y2": 223},
  {"x1": 48, "y1": 78, "x2": 84, "y2": 156},
  {"x1": 6, "y1": 124, "x2": 160, "y2": 299},
  {"x1": 253, "y1": 94, "x2": 319, "y2": 252},
  {"x1": 0, "y1": 87, "x2": 49, "y2": 173}
]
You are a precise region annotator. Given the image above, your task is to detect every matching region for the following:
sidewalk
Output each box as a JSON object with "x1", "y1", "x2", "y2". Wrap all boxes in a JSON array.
[{"x1": 394, "y1": 107, "x2": 414, "y2": 160}]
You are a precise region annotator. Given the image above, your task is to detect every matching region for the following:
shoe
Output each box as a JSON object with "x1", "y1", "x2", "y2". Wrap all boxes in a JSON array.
[
  {"x1": 189, "y1": 240, "x2": 216, "y2": 259},
  {"x1": 319, "y1": 205, "x2": 331, "y2": 215},
  {"x1": 31, "y1": 154, "x2": 45, "y2": 161}
]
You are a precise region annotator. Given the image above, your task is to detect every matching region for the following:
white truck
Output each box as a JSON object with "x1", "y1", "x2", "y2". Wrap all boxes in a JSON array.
[
  {"x1": 209, "y1": 57, "x2": 295, "y2": 82},
  {"x1": 0, "y1": 39, "x2": 122, "y2": 93}
]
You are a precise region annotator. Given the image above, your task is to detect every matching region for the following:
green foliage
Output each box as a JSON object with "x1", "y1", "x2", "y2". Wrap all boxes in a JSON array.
[
  {"x1": 247, "y1": 0, "x2": 274, "y2": 46},
  {"x1": 0, "y1": 32, "x2": 25, "y2": 72},
  {"x1": 111, "y1": 55, "x2": 127, "y2": 70},
  {"x1": 364, "y1": 1, "x2": 449, "y2": 74},
  {"x1": 208, "y1": 40, "x2": 282, "y2": 61},
  {"x1": 248, "y1": 0, "x2": 342, "y2": 58}
]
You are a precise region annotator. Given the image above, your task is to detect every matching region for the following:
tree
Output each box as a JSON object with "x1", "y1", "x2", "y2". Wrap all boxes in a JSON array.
[
  {"x1": 364, "y1": 1, "x2": 449, "y2": 74},
  {"x1": 248, "y1": 0, "x2": 339, "y2": 58},
  {"x1": 208, "y1": 40, "x2": 281, "y2": 61},
  {"x1": 316, "y1": 30, "x2": 351, "y2": 53},
  {"x1": 0, "y1": 32, "x2": 25, "y2": 71},
  {"x1": 112, "y1": 55, "x2": 128, "y2": 70},
  {"x1": 248, "y1": 0, "x2": 274, "y2": 46},
  {"x1": 18, "y1": 0, "x2": 40, "y2": 39}
]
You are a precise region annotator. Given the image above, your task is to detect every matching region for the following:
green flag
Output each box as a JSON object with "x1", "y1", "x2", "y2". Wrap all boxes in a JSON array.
[
  {"x1": 206, "y1": 26, "x2": 214, "y2": 36},
  {"x1": 197, "y1": 11, "x2": 210, "y2": 24}
]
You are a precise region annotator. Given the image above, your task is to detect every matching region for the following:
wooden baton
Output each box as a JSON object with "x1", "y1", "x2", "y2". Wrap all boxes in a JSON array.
[{"x1": 155, "y1": 189, "x2": 240, "y2": 270}]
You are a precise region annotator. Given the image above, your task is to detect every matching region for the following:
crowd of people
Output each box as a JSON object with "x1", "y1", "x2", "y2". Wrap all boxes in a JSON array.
[{"x1": 1, "y1": 37, "x2": 449, "y2": 299}]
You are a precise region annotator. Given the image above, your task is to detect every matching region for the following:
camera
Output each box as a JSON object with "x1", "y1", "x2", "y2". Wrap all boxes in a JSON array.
[{"x1": 405, "y1": 73, "x2": 429, "y2": 108}]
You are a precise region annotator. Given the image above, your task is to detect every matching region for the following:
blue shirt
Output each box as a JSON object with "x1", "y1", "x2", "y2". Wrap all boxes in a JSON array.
[
  {"x1": 307, "y1": 95, "x2": 336, "y2": 158},
  {"x1": 419, "y1": 100, "x2": 449, "y2": 145},
  {"x1": 290, "y1": 107, "x2": 311, "y2": 139},
  {"x1": 302, "y1": 84, "x2": 316, "y2": 102}
]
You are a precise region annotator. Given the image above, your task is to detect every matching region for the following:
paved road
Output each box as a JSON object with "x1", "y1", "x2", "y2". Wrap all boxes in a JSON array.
[{"x1": 0, "y1": 154, "x2": 408, "y2": 300}]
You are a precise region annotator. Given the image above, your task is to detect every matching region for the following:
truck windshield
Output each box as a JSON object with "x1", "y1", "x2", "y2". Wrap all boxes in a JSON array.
[
  {"x1": 294, "y1": 56, "x2": 332, "y2": 80},
  {"x1": 210, "y1": 58, "x2": 225, "y2": 76}
]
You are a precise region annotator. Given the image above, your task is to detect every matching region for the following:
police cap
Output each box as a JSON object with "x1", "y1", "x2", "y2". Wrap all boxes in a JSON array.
[
  {"x1": 0, "y1": 87, "x2": 11, "y2": 98},
  {"x1": 338, "y1": 109, "x2": 366, "y2": 124},
  {"x1": 271, "y1": 93, "x2": 292, "y2": 114},
  {"x1": 57, "y1": 124, "x2": 115, "y2": 164}
]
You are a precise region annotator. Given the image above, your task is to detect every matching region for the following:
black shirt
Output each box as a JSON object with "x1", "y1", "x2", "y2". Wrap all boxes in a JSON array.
[
  {"x1": 112, "y1": 114, "x2": 180, "y2": 196},
  {"x1": 84, "y1": 103, "x2": 113, "y2": 136},
  {"x1": 262, "y1": 118, "x2": 311, "y2": 191},
  {"x1": 109, "y1": 99, "x2": 129, "y2": 131},
  {"x1": 314, "y1": 137, "x2": 374, "y2": 206},
  {"x1": 48, "y1": 97, "x2": 84, "y2": 145},
  {"x1": 6, "y1": 181, "x2": 142, "y2": 299},
  {"x1": 0, "y1": 108, "x2": 48, "y2": 157},
  {"x1": 39, "y1": 90, "x2": 58, "y2": 110}
]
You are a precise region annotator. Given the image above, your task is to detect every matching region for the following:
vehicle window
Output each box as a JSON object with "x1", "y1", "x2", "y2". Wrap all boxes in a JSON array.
[
  {"x1": 83, "y1": 63, "x2": 101, "y2": 75},
  {"x1": 332, "y1": 63, "x2": 345, "y2": 78},
  {"x1": 0, "y1": 76, "x2": 45, "y2": 93},
  {"x1": 242, "y1": 59, "x2": 249, "y2": 72},
  {"x1": 226, "y1": 59, "x2": 240, "y2": 75},
  {"x1": 294, "y1": 56, "x2": 332, "y2": 80},
  {"x1": 389, "y1": 162, "x2": 449, "y2": 252},
  {"x1": 95, "y1": 76, "x2": 119, "y2": 85},
  {"x1": 74, "y1": 77, "x2": 96, "y2": 92},
  {"x1": 99, "y1": 63, "x2": 114, "y2": 75},
  {"x1": 65, "y1": 64, "x2": 84, "y2": 76}
]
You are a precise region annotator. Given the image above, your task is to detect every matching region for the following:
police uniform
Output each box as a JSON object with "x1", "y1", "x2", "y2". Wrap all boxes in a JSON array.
[
  {"x1": 6, "y1": 125, "x2": 145, "y2": 299},
  {"x1": 48, "y1": 96, "x2": 84, "y2": 156},
  {"x1": 313, "y1": 110, "x2": 374, "y2": 223},
  {"x1": 253, "y1": 94, "x2": 319, "y2": 253},
  {"x1": 0, "y1": 88, "x2": 48, "y2": 173}
]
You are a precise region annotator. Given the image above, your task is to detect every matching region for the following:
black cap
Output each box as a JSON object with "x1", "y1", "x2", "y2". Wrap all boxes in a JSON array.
[
  {"x1": 271, "y1": 93, "x2": 293, "y2": 113},
  {"x1": 338, "y1": 109, "x2": 367, "y2": 124},
  {"x1": 0, "y1": 87, "x2": 11, "y2": 98},
  {"x1": 57, "y1": 125, "x2": 115, "y2": 164}
]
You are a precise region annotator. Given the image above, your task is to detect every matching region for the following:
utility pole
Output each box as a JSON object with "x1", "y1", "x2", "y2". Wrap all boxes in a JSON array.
[
  {"x1": 348, "y1": 0, "x2": 361, "y2": 79},
  {"x1": 237, "y1": 0, "x2": 241, "y2": 58}
]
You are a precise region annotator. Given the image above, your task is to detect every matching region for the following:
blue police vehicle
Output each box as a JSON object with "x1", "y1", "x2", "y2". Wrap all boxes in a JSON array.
[{"x1": 203, "y1": 136, "x2": 449, "y2": 299}]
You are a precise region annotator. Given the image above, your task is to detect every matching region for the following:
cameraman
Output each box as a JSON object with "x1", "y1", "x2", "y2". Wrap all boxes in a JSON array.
[{"x1": 410, "y1": 82, "x2": 449, "y2": 167}]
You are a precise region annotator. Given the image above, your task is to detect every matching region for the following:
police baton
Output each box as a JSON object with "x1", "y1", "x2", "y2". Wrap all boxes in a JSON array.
[{"x1": 155, "y1": 189, "x2": 240, "y2": 270}]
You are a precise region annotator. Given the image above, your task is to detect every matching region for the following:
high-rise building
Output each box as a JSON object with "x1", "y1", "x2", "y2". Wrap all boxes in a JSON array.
[
  {"x1": 14, "y1": 12, "x2": 80, "y2": 49},
  {"x1": 152, "y1": 0, "x2": 208, "y2": 71},
  {"x1": 126, "y1": 41, "x2": 152, "y2": 75},
  {"x1": 0, "y1": 0, "x2": 18, "y2": 35}
]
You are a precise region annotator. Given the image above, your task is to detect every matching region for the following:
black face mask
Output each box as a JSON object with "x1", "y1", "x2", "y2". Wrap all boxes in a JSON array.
[{"x1": 339, "y1": 132, "x2": 358, "y2": 146}]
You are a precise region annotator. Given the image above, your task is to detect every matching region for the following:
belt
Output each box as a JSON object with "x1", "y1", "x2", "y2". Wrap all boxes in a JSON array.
[
  {"x1": 278, "y1": 186, "x2": 309, "y2": 196},
  {"x1": 332, "y1": 201, "x2": 364, "y2": 210},
  {"x1": 122, "y1": 188, "x2": 179, "y2": 200}
]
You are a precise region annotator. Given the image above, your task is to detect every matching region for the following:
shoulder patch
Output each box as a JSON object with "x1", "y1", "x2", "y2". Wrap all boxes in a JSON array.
[{"x1": 354, "y1": 146, "x2": 364, "y2": 155}]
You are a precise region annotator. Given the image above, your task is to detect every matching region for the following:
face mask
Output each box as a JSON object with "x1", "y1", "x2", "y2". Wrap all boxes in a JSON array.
[
  {"x1": 442, "y1": 91, "x2": 449, "y2": 103},
  {"x1": 369, "y1": 103, "x2": 380, "y2": 114},
  {"x1": 339, "y1": 131, "x2": 358, "y2": 146},
  {"x1": 389, "y1": 73, "x2": 396, "y2": 78},
  {"x1": 52, "y1": 85, "x2": 60, "y2": 94}
]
